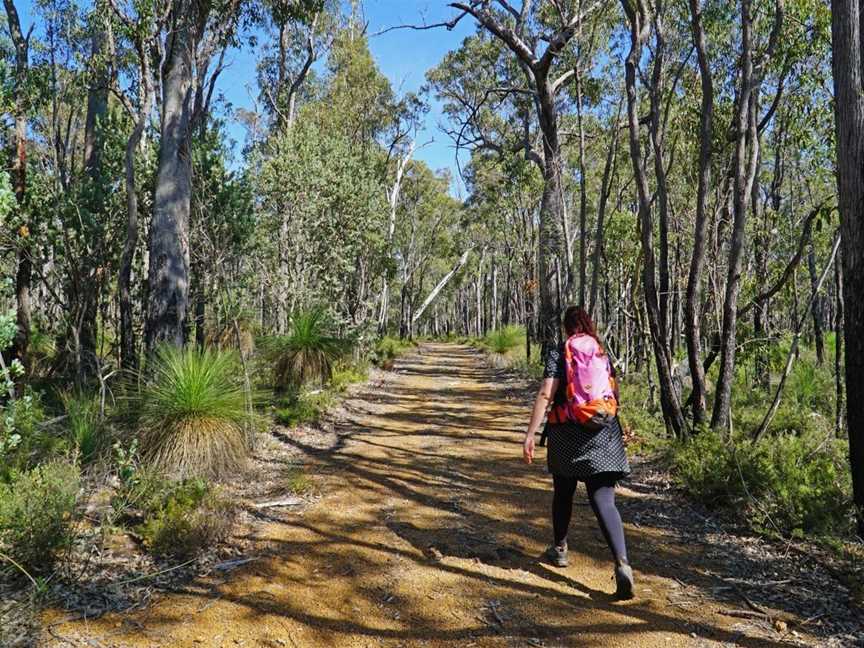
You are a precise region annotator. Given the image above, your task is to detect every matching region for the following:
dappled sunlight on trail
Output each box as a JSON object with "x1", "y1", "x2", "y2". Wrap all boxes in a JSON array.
[{"x1": 44, "y1": 344, "x2": 797, "y2": 647}]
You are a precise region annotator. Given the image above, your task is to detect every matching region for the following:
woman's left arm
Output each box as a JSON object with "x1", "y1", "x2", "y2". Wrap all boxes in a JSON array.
[{"x1": 523, "y1": 377, "x2": 559, "y2": 464}]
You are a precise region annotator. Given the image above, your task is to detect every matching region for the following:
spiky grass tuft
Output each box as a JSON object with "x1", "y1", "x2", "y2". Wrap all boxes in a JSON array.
[
  {"x1": 273, "y1": 310, "x2": 347, "y2": 391},
  {"x1": 137, "y1": 346, "x2": 251, "y2": 480}
]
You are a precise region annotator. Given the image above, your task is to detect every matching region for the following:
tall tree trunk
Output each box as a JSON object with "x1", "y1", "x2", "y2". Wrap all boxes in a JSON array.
[
  {"x1": 686, "y1": 0, "x2": 719, "y2": 424},
  {"x1": 621, "y1": 0, "x2": 686, "y2": 437},
  {"x1": 831, "y1": 0, "x2": 864, "y2": 537},
  {"x1": 536, "y1": 81, "x2": 566, "y2": 357},
  {"x1": 712, "y1": 0, "x2": 757, "y2": 430},
  {"x1": 145, "y1": 3, "x2": 198, "y2": 351},
  {"x1": 649, "y1": 3, "x2": 672, "y2": 348},
  {"x1": 835, "y1": 247, "x2": 845, "y2": 437},
  {"x1": 589, "y1": 102, "x2": 621, "y2": 318},
  {"x1": 3, "y1": 0, "x2": 31, "y2": 371},
  {"x1": 575, "y1": 67, "x2": 588, "y2": 306},
  {"x1": 119, "y1": 38, "x2": 153, "y2": 369},
  {"x1": 77, "y1": 11, "x2": 111, "y2": 378},
  {"x1": 379, "y1": 142, "x2": 413, "y2": 336}
]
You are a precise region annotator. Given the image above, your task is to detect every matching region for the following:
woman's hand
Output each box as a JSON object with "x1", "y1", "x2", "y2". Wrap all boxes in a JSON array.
[{"x1": 523, "y1": 433, "x2": 535, "y2": 464}]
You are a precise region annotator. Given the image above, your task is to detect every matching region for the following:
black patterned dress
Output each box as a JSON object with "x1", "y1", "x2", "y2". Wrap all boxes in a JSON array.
[{"x1": 543, "y1": 344, "x2": 630, "y2": 480}]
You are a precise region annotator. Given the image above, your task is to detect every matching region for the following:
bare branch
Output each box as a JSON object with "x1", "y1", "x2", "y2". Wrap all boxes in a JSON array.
[{"x1": 372, "y1": 9, "x2": 469, "y2": 37}]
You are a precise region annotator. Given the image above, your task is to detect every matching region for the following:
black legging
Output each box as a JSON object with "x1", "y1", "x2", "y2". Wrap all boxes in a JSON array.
[{"x1": 552, "y1": 473, "x2": 628, "y2": 564}]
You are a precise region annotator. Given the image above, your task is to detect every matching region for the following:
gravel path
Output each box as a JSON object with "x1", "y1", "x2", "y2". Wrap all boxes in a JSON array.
[{"x1": 41, "y1": 343, "x2": 863, "y2": 647}]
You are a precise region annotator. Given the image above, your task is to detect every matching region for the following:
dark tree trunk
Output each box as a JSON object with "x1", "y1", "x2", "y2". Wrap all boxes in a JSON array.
[
  {"x1": 712, "y1": 0, "x2": 757, "y2": 431},
  {"x1": 836, "y1": 247, "x2": 845, "y2": 437},
  {"x1": 145, "y1": 2, "x2": 198, "y2": 351},
  {"x1": 621, "y1": 0, "x2": 686, "y2": 437},
  {"x1": 3, "y1": 0, "x2": 31, "y2": 372},
  {"x1": 832, "y1": 0, "x2": 864, "y2": 537},
  {"x1": 684, "y1": 0, "x2": 714, "y2": 428},
  {"x1": 77, "y1": 15, "x2": 111, "y2": 378},
  {"x1": 536, "y1": 80, "x2": 566, "y2": 358}
]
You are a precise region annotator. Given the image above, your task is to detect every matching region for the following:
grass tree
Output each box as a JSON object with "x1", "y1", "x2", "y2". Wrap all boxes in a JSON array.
[
  {"x1": 273, "y1": 309, "x2": 347, "y2": 392},
  {"x1": 136, "y1": 346, "x2": 252, "y2": 480}
]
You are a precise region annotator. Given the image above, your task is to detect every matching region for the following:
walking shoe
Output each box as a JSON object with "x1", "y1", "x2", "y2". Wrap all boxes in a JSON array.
[
  {"x1": 545, "y1": 544, "x2": 568, "y2": 567},
  {"x1": 614, "y1": 562, "x2": 635, "y2": 599}
]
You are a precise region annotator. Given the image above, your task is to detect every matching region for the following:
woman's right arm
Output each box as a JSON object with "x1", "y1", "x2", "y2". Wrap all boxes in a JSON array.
[{"x1": 523, "y1": 377, "x2": 558, "y2": 464}]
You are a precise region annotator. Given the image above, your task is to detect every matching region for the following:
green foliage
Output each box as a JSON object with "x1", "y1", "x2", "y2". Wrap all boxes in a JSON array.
[
  {"x1": 256, "y1": 115, "x2": 388, "y2": 321},
  {"x1": 480, "y1": 325, "x2": 523, "y2": 355},
  {"x1": 672, "y1": 429, "x2": 851, "y2": 536},
  {"x1": 137, "y1": 479, "x2": 234, "y2": 559},
  {"x1": 0, "y1": 304, "x2": 37, "y2": 469},
  {"x1": 136, "y1": 346, "x2": 252, "y2": 480},
  {"x1": 329, "y1": 360, "x2": 369, "y2": 393},
  {"x1": 789, "y1": 358, "x2": 834, "y2": 415},
  {"x1": 272, "y1": 310, "x2": 348, "y2": 390},
  {"x1": 372, "y1": 336, "x2": 415, "y2": 368},
  {"x1": 61, "y1": 391, "x2": 107, "y2": 465},
  {"x1": 0, "y1": 462, "x2": 80, "y2": 575},
  {"x1": 274, "y1": 389, "x2": 333, "y2": 427}
]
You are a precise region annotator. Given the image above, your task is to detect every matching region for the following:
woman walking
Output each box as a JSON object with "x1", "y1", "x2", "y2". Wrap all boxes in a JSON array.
[{"x1": 522, "y1": 305, "x2": 634, "y2": 599}]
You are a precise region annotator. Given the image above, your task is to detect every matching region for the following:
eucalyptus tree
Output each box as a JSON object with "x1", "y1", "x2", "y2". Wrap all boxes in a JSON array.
[
  {"x1": 108, "y1": 0, "x2": 161, "y2": 368},
  {"x1": 430, "y1": 0, "x2": 611, "y2": 356},
  {"x1": 619, "y1": 0, "x2": 687, "y2": 436},
  {"x1": 145, "y1": 0, "x2": 243, "y2": 351},
  {"x1": 710, "y1": 0, "x2": 784, "y2": 431},
  {"x1": 256, "y1": 0, "x2": 338, "y2": 130},
  {"x1": 2, "y1": 0, "x2": 32, "y2": 370},
  {"x1": 831, "y1": 0, "x2": 864, "y2": 536}
]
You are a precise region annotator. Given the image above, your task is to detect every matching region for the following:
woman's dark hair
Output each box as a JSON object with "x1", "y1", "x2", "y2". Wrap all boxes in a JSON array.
[{"x1": 563, "y1": 305, "x2": 600, "y2": 343}]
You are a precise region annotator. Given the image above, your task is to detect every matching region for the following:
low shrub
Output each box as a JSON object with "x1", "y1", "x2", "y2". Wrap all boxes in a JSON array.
[
  {"x1": 136, "y1": 346, "x2": 252, "y2": 480},
  {"x1": 274, "y1": 389, "x2": 333, "y2": 427},
  {"x1": 0, "y1": 388, "x2": 56, "y2": 479},
  {"x1": 109, "y1": 440, "x2": 168, "y2": 524},
  {"x1": 329, "y1": 360, "x2": 369, "y2": 393},
  {"x1": 284, "y1": 464, "x2": 313, "y2": 495},
  {"x1": 0, "y1": 461, "x2": 81, "y2": 575},
  {"x1": 372, "y1": 336, "x2": 415, "y2": 369},
  {"x1": 137, "y1": 479, "x2": 234, "y2": 559},
  {"x1": 481, "y1": 325, "x2": 524, "y2": 356},
  {"x1": 671, "y1": 428, "x2": 851, "y2": 536}
]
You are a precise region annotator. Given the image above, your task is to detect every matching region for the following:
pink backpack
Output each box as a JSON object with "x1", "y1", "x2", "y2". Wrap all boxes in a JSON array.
[{"x1": 559, "y1": 334, "x2": 618, "y2": 430}]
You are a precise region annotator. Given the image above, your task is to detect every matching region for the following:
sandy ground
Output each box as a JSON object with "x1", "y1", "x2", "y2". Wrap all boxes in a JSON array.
[{"x1": 41, "y1": 343, "x2": 820, "y2": 648}]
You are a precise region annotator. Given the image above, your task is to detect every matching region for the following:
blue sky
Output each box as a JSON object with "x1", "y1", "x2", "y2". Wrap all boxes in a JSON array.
[{"x1": 12, "y1": 0, "x2": 475, "y2": 192}]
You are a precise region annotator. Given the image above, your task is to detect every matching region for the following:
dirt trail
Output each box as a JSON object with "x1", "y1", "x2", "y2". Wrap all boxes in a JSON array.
[{"x1": 45, "y1": 344, "x2": 804, "y2": 647}]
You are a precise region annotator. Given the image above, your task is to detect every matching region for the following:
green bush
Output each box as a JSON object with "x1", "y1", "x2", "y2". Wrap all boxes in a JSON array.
[
  {"x1": 0, "y1": 462, "x2": 80, "y2": 575},
  {"x1": 0, "y1": 389, "x2": 56, "y2": 479},
  {"x1": 329, "y1": 360, "x2": 368, "y2": 393},
  {"x1": 481, "y1": 325, "x2": 524, "y2": 356},
  {"x1": 274, "y1": 389, "x2": 333, "y2": 427},
  {"x1": 372, "y1": 336, "x2": 414, "y2": 368},
  {"x1": 61, "y1": 391, "x2": 107, "y2": 465},
  {"x1": 109, "y1": 440, "x2": 168, "y2": 524},
  {"x1": 789, "y1": 358, "x2": 835, "y2": 416},
  {"x1": 671, "y1": 429, "x2": 851, "y2": 536},
  {"x1": 137, "y1": 479, "x2": 234, "y2": 559},
  {"x1": 136, "y1": 346, "x2": 252, "y2": 480}
]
